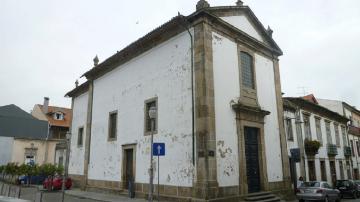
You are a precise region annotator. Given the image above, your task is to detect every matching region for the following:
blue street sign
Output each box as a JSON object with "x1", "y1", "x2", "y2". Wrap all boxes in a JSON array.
[{"x1": 153, "y1": 143, "x2": 165, "y2": 156}]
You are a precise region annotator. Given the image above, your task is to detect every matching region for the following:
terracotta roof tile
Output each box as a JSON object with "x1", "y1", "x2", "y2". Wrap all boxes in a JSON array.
[{"x1": 38, "y1": 105, "x2": 72, "y2": 128}]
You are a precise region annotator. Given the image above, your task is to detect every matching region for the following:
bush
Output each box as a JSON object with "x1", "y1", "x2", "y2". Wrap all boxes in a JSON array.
[{"x1": 304, "y1": 138, "x2": 321, "y2": 155}]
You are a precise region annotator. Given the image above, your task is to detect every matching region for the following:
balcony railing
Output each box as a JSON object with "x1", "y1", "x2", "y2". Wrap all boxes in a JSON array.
[
  {"x1": 344, "y1": 146, "x2": 352, "y2": 157},
  {"x1": 327, "y1": 144, "x2": 338, "y2": 156}
]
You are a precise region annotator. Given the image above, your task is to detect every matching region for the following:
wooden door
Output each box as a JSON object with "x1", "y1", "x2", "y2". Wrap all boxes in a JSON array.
[{"x1": 245, "y1": 127, "x2": 261, "y2": 193}]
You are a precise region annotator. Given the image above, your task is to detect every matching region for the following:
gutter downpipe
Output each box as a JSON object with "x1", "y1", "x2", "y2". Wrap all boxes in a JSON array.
[{"x1": 178, "y1": 13, "x2": 195, "y2": 166}]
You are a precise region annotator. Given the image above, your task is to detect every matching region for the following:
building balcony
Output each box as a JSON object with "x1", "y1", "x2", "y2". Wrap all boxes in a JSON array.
[
  {"x1": 349, "y1": 125, "x2": 360, "y2": 136},
  {"x1": 344, "y1": 146, "x2": 352, "y2": 157},
  {"x1": 327, "y1": 144, "x2": 338, "y2": 156}
]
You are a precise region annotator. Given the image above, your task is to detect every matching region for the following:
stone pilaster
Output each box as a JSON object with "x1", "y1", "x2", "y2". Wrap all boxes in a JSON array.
[
  {"x1": 272, "y1": 59, "x2": 292, "y2": 187},
  {"x1": 193, "y1": 21, "x2": 219, "y2": 200},
  {"x1": 82, "y1": 80, "x2": 94, "y2": 189}
]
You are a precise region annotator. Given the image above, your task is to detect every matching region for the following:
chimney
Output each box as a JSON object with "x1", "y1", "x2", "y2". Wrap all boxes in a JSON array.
[
  {"x1": 75, "y1": 80, "x2": 79, "y2": 87},
  {"x1": 43, "y1": 97, "x2": 49, "y2": 114}
]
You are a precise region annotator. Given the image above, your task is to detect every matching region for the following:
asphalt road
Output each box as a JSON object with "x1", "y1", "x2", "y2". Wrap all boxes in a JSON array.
[
  {"x1": 18, "y1": 187, "x2": 99, "y2": 202},
  {"x1": 16, "y1": 187, "x2": 360, "y2": 202}
]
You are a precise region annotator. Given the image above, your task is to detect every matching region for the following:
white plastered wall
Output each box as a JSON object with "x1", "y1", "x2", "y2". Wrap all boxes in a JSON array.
[
  {"x1": 68, "y1": 92, "x2": 88, "y2": 175},
  {"x1": 0, "y1": 136, "x2": 14, "y2": 165},
  {"x1": 212, "y1": 32, "x2": 240, "y2": 186},
  {"x1": 220, "y1": 15, "x2": 264, "y2": 42},
  {"x1": 88, "y1": 31, "x2": 193, "y2": 187}
]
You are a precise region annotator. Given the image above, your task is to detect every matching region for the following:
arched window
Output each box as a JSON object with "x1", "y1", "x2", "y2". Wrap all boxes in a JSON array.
[{"x1": 240, "y1": 51, "x2": 254, "y2": 89}]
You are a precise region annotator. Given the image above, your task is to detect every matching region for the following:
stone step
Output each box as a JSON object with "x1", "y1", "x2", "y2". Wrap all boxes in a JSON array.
[
  {"x1": 251, "y1": 196, "x2": 281, "y2": 202},
  {"x1": 246, "y1": 191, "x2": 272, "y2": 197},
  {"x1": 245, "y1": 194, "x2": 276, "y2": 201}
]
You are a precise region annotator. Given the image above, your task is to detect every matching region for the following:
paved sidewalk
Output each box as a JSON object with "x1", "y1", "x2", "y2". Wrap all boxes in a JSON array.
[{"x1": 65, "y1": 189, "x2": 147, "y2": 202}]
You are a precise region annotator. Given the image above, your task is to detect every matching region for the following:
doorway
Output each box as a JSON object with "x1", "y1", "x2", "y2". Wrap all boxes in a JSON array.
[
  {"x1": 329, "y1": 161, "x2": 336, "y2": 186},
  {"x1": 122, "y1": 144, "x2": 136, "y2": 190},
  {"x1": 244, "y1": 127, "x2": 261, "y2": 193}
]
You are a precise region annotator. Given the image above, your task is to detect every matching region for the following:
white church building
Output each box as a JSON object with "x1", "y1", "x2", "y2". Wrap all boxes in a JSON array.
[{"x1": 66, "y1": 0, "x2": 291, "y2": 201}]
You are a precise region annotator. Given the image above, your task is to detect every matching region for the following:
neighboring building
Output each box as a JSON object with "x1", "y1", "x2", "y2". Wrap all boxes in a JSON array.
[
  {"x1": 66, "y1": 0, "x2": 291, "y2": 200},
  {"x1": 0, "y1": 104, "x2": 55, "y2": 165},
  {"x1": 31, "y1": 97, "x2": 72, "y2": 166},
  {"x1": 284, "y1": 95, "x2": 350, "y2": 187},
  {"x1": 318, "y1": 98, "x2": 360, "y2": 179}
]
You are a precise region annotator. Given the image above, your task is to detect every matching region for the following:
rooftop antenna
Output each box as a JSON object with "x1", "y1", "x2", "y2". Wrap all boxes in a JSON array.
[{"x1": 297, "y1": 86, "x2": 308, "y2": 96}]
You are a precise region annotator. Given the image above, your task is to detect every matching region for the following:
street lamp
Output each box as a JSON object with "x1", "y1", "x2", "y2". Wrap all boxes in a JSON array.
[
  {"x1": 61, "y1": 131, "x2": 71, "y2": 202},
  {"x1": 148, "y1": 106, "x2": 156, "y2": 202}
]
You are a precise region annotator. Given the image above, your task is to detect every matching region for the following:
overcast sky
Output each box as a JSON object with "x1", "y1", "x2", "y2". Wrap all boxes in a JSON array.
[{"x1": 1, "y1": 0, "x2": 359, "y2": 112}]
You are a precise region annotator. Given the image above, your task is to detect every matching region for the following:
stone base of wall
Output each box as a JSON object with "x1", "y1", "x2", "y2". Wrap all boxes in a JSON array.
[
  {"x1": 69, "y1": 176, "x2": 293, "y2": 202},
  {"x1": 68, "y1": 174, "x2": 85, "y2": 188},
  {"x1": 268, "y1": 181, "x2": 295, "y2": 201}
]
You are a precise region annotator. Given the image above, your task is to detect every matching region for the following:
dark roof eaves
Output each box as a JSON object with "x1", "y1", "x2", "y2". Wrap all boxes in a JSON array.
[
  {"x1": 79, "y1": 7, "x2": 282, "y2": 83},
  {"x1": 342, "y1": 102, "x2": 360, "y2": 116},
  {"x1": 284, "y1": 97, "x2": 349, "y2": 123},
  {"x1": 65, "y1": 80, "x2": 90, "y2": 98}
]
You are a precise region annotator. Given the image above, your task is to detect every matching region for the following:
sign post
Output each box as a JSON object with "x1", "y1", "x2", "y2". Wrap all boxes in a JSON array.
[{"x1": 153, "y1": 143, "x2": 165, "y2": 202}]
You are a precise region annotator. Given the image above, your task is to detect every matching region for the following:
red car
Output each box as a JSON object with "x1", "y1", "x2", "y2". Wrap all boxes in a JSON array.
[{"x1": 43, "y1": 176, "x2": 72, "y2": 190}]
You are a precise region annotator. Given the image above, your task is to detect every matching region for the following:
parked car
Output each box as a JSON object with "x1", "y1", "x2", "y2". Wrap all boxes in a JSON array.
[
  {"x1": 18, "y1": 175, "x2": 46, "y2": 185},
  {"x1": 297, "y1": 181, "x2": 340, "y2": 202},
  {"x1": 43, "y1": 176, "x2": 72, "y2": 190},
  {"x1": 335, "y1": 180, "x2": 360, "y2": 199}
]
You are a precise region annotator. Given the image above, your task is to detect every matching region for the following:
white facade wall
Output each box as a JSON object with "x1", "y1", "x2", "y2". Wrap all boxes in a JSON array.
[
  {"x1": 255, "y1": 53, "x2": 283, "y2": 182},
  {"x1": 349, "y1": 134, "x2": 360, "y2": 170},
  {"x1": 0, "y1": 136, "x2": 14, "y2": 165},
  {"x1": 317, "y1": 99, "x2": 344, "y2": 116},
  {"x1": 68, "y1": 92, "x2": 88, "y2": 175},
  {"x1": 88, "y1": 31, "x2": 193, "y2": 187},
  {"x1": 212, "y1": 32, "x2": 240, "y2": 186},
  {"x1": 220, "y1": 16, "x2": 264, "y2": 42},
  {"x1": 212, "y1": 31, "x2": 283, "y2": 185},
  {"x1": 285, "y1": 107, "x2": 349, "y2": 184}
]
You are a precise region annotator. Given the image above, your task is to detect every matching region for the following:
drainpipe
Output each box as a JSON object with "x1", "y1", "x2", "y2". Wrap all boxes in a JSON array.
[{"x1": 178, "y1": 13, "x2": 195, "y2": 166}]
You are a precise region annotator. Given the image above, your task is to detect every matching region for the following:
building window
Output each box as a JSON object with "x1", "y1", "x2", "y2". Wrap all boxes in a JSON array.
[
  {"x1": 77, "y1": 127, "x2": 84, "y2": 146},
  {"x1": 334, "y1": 124, "x2": 340, "y2": 147},
  {"x1": 24, "y1": 147, "x2": 37, "y2": 165},
  {"x1": 285, "y1": 118, "x2": 293, "y2": 141},
  {"x1": 325, "y1": 121, "x2": 332, "y2": 144},
  {"x1": 315, "y1": 118, "x2": 322, "y2": 144},
  {"x1": 54, "y1": 112, "x2": 64, "y2": 120},
  {"x1": 240, "y1": 52, "x2": 254, "y2": 89},
  {"x1": 303, "y1": 114, "x2": 311, "y2": 140},
  {"x1": 108, "y1": 111, "x2": 117, "y2": 140},
  {"x1": 357, "y1": 141, "x2": 360, "y2": 157},
  {"x1": 339, "y1": 161, "x2": 345, "y2": 179},
  {"x1": 350, "y1": 140, "x2": 355, "y2": 157},
  {"x1": 308, "y1": 161, "x2": 316, "y2": 181},
  {"x1": 320, "y1": 160, "x2": 327, "y2": 181},
  {"x1": 341, "y1": 126, "x2": 348, "y2": 146},
  {"x1": 144, "y1": 98, "x2": 158, "y2": 135}
]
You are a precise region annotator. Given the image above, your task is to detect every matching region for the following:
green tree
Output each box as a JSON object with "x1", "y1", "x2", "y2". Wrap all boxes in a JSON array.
[{"x1": 5, "y1": 163, "x2": 19, "y2": 184}]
